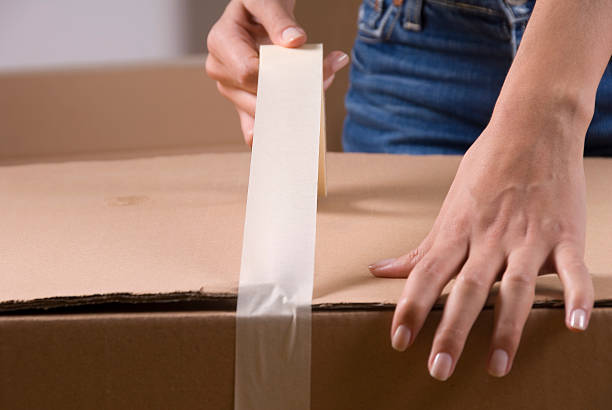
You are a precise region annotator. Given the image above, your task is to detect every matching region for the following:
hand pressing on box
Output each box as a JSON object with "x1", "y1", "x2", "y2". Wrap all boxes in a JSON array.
[
  {"x1": 206, "y1": 0, "x2": 349, "y2": 146},
  {"x1": 367, "y1": 0, "x2": 609, "y2": 381},
  {"x1": 369, "y1": 111, "x2": 595, "y2": 380}
]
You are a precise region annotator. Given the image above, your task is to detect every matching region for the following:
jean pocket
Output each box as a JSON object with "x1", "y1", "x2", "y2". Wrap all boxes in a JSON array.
[{"x1": 357, "y1": 0, "x2": 395, "y2": 42}]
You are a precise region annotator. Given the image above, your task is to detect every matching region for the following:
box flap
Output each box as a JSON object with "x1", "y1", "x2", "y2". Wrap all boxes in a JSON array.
[{"x1": 1, "y1": 152, "x2": 611, "y2": 311}]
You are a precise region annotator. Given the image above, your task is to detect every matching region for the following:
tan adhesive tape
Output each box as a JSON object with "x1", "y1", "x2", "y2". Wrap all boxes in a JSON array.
[{"x1": 234, "y1": 44, "x2": 326, "y2": 410}]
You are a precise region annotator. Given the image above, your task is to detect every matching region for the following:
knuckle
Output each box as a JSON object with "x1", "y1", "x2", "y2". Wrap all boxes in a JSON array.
[
  {"x1": 399, "y1": 246, "x2": 423, "y2": 267},
  {"x1": 206, "y1": 23, "x2": 221, "y2": 54},
  {"x1": 442, "y1": 233, "x2": 466, "y2": 249},
  {"x1": 540, "y1": 217, "x2": 563, "y2": 236},
  {"x1": 235, "y1": 62, "x2": 256, "y2": 88},
  {"x1": 510, "y1": 212, "x2": 529, "y2": 237},
  {"x1": 409, "y1": 246, "x2": 421, "y2": 260},
  {"x1": 484, "y1": 226, "x2": 504, "y2": 242},
  {"x1": 504, "y1": 270, "x2": 535, "y2": 288},
  {"x1": 417, "y1": 257, "x2": 443, "y2": 278},
  {"x1": 444, "y1": 217, "x2": 470, "y2": 241},
  {"x1": 458, "y1": 271, "x2": 488, "y2": 292},
  {"x1": 205, "y1": 56, "x2": 216, "y2": 78},
  {"x1": 476, "y1": 211, "x2": 500, "y2": 231},
  {"x1": 559, "y1": 258, "x2": 588, "y2": 276}
]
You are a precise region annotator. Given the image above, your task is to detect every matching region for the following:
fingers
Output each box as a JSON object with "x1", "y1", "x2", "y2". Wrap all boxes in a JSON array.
[
  {"x1": 321, "y1": 51, "x2": 350, "y2": 91},
  {"x1": 217, "y1": 83, "x2": 256, "y2": 117},
  {"x1": 323, "y1": 74, "x2": 335, "y2": 91},
  {"x1": 206, "y1": 53, "x2": 258, "y2": 94},
  {"x1": 554, "y1": 242, "x2": 594, "y2": 332},
  {"x1": 216, "y1": 80, "x2": 256, "y2": 144},
  {"x1": 369, "y1": 233, "x2": 436, "y2": 278},
  {"x1": 207, "y1": 1, "x2": 350, "y2": 146},
  {"x1": 428, "y1": 251, "x2": 505, "y2": 381},
  {"x1": 488, "y1": 246, "x2": 546, "y2": 378},
  {"x1": 324, "y1": 50, "x2": 349, "y2": 77},
  {"x1": 206, "y1": 2, "x2": 261, "y2": 93},
  {"x1": 212, "y1": 49, "x2": 348, "y2": 144},
  {"x1": 237, "y1": 110, "x2": 255, "y2": 146},
  {"x1": 390, "y1": 240, "x2": 468, "y2": 352},
  {"x1": 244, "y1": 0, "x2": 306, "y2": 47}
]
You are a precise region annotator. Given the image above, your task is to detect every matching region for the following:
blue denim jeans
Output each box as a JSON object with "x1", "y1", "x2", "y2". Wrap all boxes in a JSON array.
[{"x1": 343, "y1": 0, "x2": 612, "y2": 156}]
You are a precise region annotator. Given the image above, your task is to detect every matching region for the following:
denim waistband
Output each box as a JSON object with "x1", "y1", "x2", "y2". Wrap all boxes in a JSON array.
[
  {"x1": 362, "y1": 0, "x2": 534, "y2": 56},
  {"x1": 367, "y1": 0, "x2": 532, "y2": 31}
]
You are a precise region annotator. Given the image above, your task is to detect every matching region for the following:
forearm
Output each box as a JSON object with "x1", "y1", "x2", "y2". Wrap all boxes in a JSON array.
[{"x1": 492, "y1": 0, "x2": 612, "y2": 139}]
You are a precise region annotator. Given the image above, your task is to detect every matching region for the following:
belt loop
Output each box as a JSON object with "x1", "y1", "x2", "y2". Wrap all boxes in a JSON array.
[{"x1": 402, "y1": 0, "x2": 424, "y2": 31}]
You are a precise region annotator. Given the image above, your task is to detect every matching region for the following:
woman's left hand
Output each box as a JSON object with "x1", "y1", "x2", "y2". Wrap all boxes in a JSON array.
[{"x1": 369, "y1": 111, "x2": 594, "y2": 380}]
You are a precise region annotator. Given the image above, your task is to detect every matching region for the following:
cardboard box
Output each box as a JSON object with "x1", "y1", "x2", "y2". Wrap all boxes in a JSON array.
[
  {"x1": 1, "y1": 149, "x2": 611, "y2": 409},
  {"x1": 0, "y1": 59, "x2": 247, "y2": 162}
]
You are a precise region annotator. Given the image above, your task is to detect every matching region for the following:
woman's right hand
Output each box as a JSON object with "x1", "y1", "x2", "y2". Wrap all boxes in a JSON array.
[{"x1": 206, "y1": 0, "x2": 350, "y2": 146}]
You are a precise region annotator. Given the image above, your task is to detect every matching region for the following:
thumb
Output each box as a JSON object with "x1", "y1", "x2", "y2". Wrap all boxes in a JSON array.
[{"x1": 246, "y1": 0, "x2": 306, "y2": 47}]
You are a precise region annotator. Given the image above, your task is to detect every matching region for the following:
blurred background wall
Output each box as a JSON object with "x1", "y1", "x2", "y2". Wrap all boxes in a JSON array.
[
  {"x1": 0, "y1": 0, "x2": 361, "y2": 154},
  {"x1": 0, "y1": 0, "x2": 226, "y2": 70}
]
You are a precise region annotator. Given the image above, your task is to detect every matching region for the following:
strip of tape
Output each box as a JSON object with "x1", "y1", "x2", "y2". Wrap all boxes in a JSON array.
[{"x1": 234, "y1": 44, "x2": 325, "y2": 410}]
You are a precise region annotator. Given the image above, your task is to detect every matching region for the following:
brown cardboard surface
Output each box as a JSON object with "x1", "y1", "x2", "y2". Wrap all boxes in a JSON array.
[
  {"x1": 1, "y1": 151, "x2": 612, "y2": 409},
  {"x1": 0, "y1": 54, "x2": 353, "y2": 162},
  {"x1": 1, "y1": 152, "x2": 611, "y2": 310},
  {"x1": 0, "y1": 59, "x2": 248, "y2": 162},
  {"x1": 2, "y1": 309, "x2": 612, "y2": 410}
]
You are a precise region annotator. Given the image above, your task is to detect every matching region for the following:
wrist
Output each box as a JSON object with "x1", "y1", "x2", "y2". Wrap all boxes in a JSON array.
[
  {"x1": 487, "y1": 87, "x2": 592, "y2": 156},
  {"x1": 491, "y1": 74, "x2": 596, "y2": 136}
]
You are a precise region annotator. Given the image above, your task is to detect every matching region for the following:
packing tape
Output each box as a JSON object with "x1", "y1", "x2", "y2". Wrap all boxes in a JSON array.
[{"x1": 234, "y1": 44, "x2": 326, "y2": 410}]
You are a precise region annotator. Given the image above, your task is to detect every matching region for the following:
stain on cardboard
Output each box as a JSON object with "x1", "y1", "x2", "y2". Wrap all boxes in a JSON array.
[{"x1": 106, "y1": 195, "x2": 149, "y2": 207}]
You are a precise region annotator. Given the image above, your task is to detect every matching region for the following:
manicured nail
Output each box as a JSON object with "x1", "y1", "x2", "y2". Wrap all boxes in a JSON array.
[
  {"x1": 570, "y1": 308, "x2": 587, "y2": 331},
  {"x1": 281, "y1": 27, "x2": 305, "y2": 44},
  {"x1": 489, "y1": 349, "x2": 508, "y2": 377},
  {"x1": 430, "y1": 352, "x2": 453, "y2": 381},
  {"x1": 323, "y1": 74, "x2": 335, "y2": 90},
  {"x1": 331, "y1": 53, "x2": 349, "y2": 72},
  {"x1": 368, "y1": 258, "x2": 396, "y2": 272},
  {"x1": 391, "y1": 325, "x2": 411, "y2": 352}
]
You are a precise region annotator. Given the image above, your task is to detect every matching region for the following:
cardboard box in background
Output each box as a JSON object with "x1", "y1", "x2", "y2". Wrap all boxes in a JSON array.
[
  {"x1": 0, "y1": 0, "x2": 361, "y2": 163},
  {"x1": 0, "y1": 60, "x2": 246, "y2": 162}
]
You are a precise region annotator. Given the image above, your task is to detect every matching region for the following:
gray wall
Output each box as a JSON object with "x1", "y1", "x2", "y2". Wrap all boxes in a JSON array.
[{"x1": 0, "y1": 0, "x2": 227, "y2": 70}]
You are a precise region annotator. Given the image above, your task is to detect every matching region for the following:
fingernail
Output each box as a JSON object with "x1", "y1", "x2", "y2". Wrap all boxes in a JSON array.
[
  {"x1": 489, "y1": 349, "x2": 508, "y2": 377},
  {"x1": 570, "y1": 308, "x2": 587, "y2": 331},
  {"x1": 368, "y1": 258, "x2": 397, "y2": 272},
  {"x1": 430, "y1": 352, "x2": 453, "y2": 381},
  {"x1": 281, "y1": 27, "x2": 305, "y2": 44},
  {"x1": 391, "y1": 325, "x2": 411, "y2": 352},
  {"x1": 331, "y1": 53, "x2": 350, "y2": 72},
  {"x1": 323, "y1": 74, "x2": 335, "y2": 90}
]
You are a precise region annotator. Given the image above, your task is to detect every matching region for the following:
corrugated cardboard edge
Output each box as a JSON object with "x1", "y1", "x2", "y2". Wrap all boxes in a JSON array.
[{"x1": 3, "y1": 292, "x2": 611, "y2": 313}]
